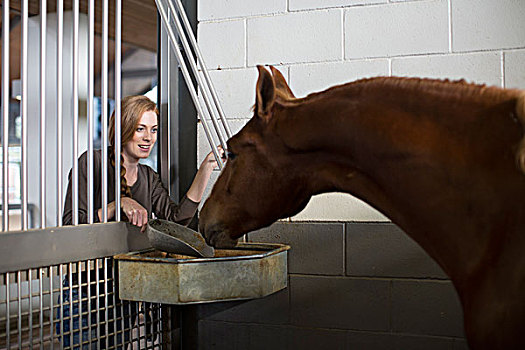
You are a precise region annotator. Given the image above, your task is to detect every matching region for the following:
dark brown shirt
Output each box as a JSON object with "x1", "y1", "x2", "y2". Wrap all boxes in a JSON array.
[{"x1": 63, "y1": 150, "x2": 198, "y2": 225}]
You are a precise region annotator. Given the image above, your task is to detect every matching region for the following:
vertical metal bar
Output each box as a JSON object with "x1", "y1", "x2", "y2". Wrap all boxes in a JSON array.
[
  {"x1": 72, "y1": 0, "x2": 79, "y2": 226},
  {"x1": 2, "y1": 0, "x2": 10, "y2": 232},
  {"x1": 21, "y1": 0, "x2": 29, "y2": 230},
  {"x1": 87, "y1": 260, "x2": 92, "y2": 349},
  {"x1": 78, "y1": 262, "x2": 83, "y2": 348},
  {"x1": 28, "y1": 270, "x2": 33, "y2": 347},
  {"x1": 6, "y1": 272, "x2": 10, "y2": 348},
  {"x1": 173, "y1": 0, "x2": 232, "y2": 138},
  {"x1": 39, "y1": 268, "x2": 43, "y2": 350},
  {"x1": 68, "y1": 263, "x2": 73, "y2": 348},
  {"x1": 111, "y1": 261, "x2": 118, "y2": 347},
  {"x1": 40, "y1": 0, "x2": 47, "y2": 229},
  {"x1": 56, "y1": 0, "x2": 63, "y2": 227},
  {"x1": 59, "y1": 265, "x2": 63, "y2": 347},
  {"x1": 154, "y1": 0, "x2": 222, "y2": 169},
  {"x1": 49, "y1": 266, "x2": 54, "y2": 350},
  {"x1": 104, "y1": 258, "x2": 109, "y2": 349},
  {"x1": 115, "y1": 0, "x2": 122, "y2": 221},
  {"x1": 87, "y1": 0, "x2": 95, "y2": 224},
  {"x1": 101, "y1": 0, "x2": 109, "y2": 222},
  {"x1": 117, "y1": 262, "x2": 125, "y2": 348},
  {"x1": 95, "y1": 259, "x2": 100, "y2": 349},
  {"x1": 17, "y1": 271, "x2": 21, "y2": 349},
  {"x1": 128, "y1": 284, "x2": 133, "y2": 348}
]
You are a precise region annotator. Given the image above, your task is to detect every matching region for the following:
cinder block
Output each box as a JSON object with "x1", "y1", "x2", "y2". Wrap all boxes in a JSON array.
[
  {"x1": 204, "y1": 288, "x2": 290, "y2": 325},
  {"x1": 247, "y1": 11, "x2": 342, "y2": 66},
  {"x1": 452, "y1": 0, "x2": 525, "y2": 52},
  {"x1": 290, "y1": 275, "x2": 390, "y2": 331},
  {"x1": 197, "y1": 119, "x2": 247, "y2": 165},
  {"x1": 197, "y1": 20, "x2": 245, "y2": 69},
  {"x1": 391, "y1": 280, "x2": 465, "y2": 337},
  {"x1": 246, "y1": 324, "x2": 291, "y2": 350},
  {"x1": 286, "y1": 326, "x2": 348, "y2": 349},
  {"x1": 198, "y1": 320, "x2": 250, "y2": 349},
  {"x1": 249, "y1": 221, "x2": 345, "y2": 275},
  {"x1": 504, "y1": 50, "x2": 525, "y2": 89},
  {"x1": 197, "y1": 0, "x2": 286, "y2": 21},
  {"x1": 289, "y1": 0, "x2": 386, "y2": 11},
  {"x1": 344, "y1": 0, "x2": 449, "y2": 58},
  {"x1": 453, "y1": 338, "x2": 471, "y2": 350},
  {"x1": 206, "y1": 68, "x2": 259, "y2": 119},
  {"x1": 291, "y1": 192, "x2": 388, "y2": 222},
  {"x1": 346, "y1": 331, "x2": 457, "y2": 350},
  {"x1": 289, "y1": 60, "x2": 389, "y2": 97},
  {"x1": 346, "y1": 223, "x2": 448, "y2": 279},
  {"x1": 392, "y1": 52, "x2": 502, "y2": 87}
]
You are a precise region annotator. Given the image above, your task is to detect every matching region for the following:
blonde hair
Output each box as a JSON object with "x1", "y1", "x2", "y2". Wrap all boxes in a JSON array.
[{"x1": 108, "y1": 95, "x2": 159, "y2": 197}]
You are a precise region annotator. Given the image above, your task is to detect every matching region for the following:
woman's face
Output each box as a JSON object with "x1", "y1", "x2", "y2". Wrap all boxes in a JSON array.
[{"x1": 122, "y1": 110, "x2": 158, "y2": 161}]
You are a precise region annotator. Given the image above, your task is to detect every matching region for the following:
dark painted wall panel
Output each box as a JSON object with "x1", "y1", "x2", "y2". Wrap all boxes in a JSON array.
[
  {"x1": 346, "y1": 223, "x2": 447, "y2": 279},
  {"x1": 249, "y1": 222, "x2": 345, "y2": 275}
]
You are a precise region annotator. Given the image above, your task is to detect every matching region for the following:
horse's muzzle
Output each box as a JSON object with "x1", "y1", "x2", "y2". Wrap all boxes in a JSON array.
[{"x1": 199, "y1": 222, "x2": 239, "y2": 249}]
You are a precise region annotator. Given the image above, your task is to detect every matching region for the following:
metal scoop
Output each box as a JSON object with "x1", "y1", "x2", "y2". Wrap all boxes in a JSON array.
[{"x1": 146, "y1": 219, "x2": 215, "y2": 258}]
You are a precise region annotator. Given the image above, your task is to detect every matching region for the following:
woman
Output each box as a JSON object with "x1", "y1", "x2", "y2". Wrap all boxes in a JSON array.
[
  {"x1": 63, "y1": 94, "x2": 219, "y2": 228},
  {"x1": 58, "y1": 95, "x2": 220, "y2": 348}
]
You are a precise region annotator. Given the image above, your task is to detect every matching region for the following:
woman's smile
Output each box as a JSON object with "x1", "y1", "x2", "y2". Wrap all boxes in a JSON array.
[{"x1": 123, "y1": 110, "x2": 158, "y2": 160}]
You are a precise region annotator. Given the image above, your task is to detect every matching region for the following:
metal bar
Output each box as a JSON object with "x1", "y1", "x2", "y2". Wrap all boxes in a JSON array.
[
  {"x1": 111, "y1": 261, "x2": 118, "y2": 347},
  {"x1": 173, "y1": 0, "x2": 232, "y2": 138},
  {"x1": 165, "y1": 0, "x2": 228, "y2": 152},
  {"x1": 0, "y1": 222, "x2": 149, "y2": 273},
  {"x1": 104, "y1": 258, "x2": 109, "y2": 349},
  {"x1": 154, "y1": 0, "x2": 222, "y2": 169},
  {"x1": 40, "y1": 0, "x2": 47, "y2": 229},
  {"x1": 95, "y1": 259, "x2": 100, "y2": 349},
  {"x1": 87, "y1": 0, "x2": 95, "y2": 224},
  {"x1": 39, "y1": 268, "x2": 43, "y2": 349},
  {"x1": 6, "y1": 272, "x2": 10, "y2": 348},
  {"x1": 59, "y1": 265, "x2": 64, "y2": 346},
  {"x1": 115, "y1": 0, "x2": 122, "y2": 222},
  {"x1": 17, "y1": 271, "x2": 22, "y2": 349},
  {"x1": 2, "y1": 0, "x2": 10, "y2": 231},
  {"x1": 170, "y1": 0, "x2": 232, "y2": 140},
  {"x1": 78, "y1": 261, "x2": 83, "y2": 347},
  {"x1": 49, "y1": 266, "x2": 54, "y2": 350},
  {"x1": 28, "y1": 269, "x2": 33, "y2": 347},
  {"x1": 87, "y1": 260, "x2": 92, "y2": 349},
  {"x1": 21, "y1": 0, "x2": 28, "y2": 230},
  {"x1": 101, "y1": 0, "x2": 109, "y2": 222},
  {"x1": 72, "y1": 0, "x2": 79, "y2": 226},
  {"x1": 56, "y1": 0, "x2": 63, "y2": 227},
  {"x1": 68, "y1": 263, "x2": 73, "y2": 348}
]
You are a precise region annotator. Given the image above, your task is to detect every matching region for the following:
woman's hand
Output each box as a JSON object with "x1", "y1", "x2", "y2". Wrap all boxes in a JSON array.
[
  {"x1": 186, "y1": 146, "x2": 225, "y2": 202},
  {"x1": 121, "y1": 197, "x2": 149, "y2": 232},
  {"x1": 201, "y1": 146, "x2": 225, "y2": 170}
]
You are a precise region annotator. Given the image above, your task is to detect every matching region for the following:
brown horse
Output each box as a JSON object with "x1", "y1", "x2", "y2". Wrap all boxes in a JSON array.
[{"x1": 199, "y1": 65, "x2": 525, "y2": 349}]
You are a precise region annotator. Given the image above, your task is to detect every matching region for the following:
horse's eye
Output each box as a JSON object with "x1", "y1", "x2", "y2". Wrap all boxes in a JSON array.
[{"x1": 227, "y1": 151, "x2": 237, "y2": 160}]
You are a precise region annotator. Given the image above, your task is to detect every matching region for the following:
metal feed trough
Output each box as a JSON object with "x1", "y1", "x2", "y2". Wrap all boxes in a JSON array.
[{"x1": 114, "y1": 243, "x2": 290, "y2": 305}]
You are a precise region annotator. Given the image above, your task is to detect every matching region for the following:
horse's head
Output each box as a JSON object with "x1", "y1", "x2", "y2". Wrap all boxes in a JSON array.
[{"x1": 199, "y1": 66, "x2": 312, "y2": 248}]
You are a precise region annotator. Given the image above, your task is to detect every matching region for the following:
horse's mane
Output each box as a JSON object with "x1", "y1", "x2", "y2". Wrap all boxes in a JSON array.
[
  {"x1": 280, "y1": 76, "x2": 525, "y2": 175},
  {"x1": 302, "y1": 76, "x2": 521, "y2": 107}
]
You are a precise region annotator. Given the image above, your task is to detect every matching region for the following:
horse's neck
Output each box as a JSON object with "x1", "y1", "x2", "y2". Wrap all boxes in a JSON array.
[{"x1": 279, "y1": 87, "x2": 525, "y2": 286}]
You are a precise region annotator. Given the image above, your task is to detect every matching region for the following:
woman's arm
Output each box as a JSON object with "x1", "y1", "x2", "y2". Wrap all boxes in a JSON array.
[
  {"x1": 98, "y1": 197, "x2": 149, "y2": 231},
  {"x1": 186, "y1": 148, "x2": 223, "y2": 202}
]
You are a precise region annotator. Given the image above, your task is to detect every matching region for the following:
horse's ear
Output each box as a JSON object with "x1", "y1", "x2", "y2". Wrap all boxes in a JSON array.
[
  {"x1": 255, "y1": 65, "x2": 275, "y2": 122},
  {"x1": 270, "y1": 66, "x2": 295, "y2": 99}
]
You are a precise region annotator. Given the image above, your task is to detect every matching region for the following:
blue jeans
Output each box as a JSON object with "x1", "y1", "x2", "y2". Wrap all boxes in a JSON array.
[{"x1": 56, "y1": 266, "x2": 138, "y2": 349}]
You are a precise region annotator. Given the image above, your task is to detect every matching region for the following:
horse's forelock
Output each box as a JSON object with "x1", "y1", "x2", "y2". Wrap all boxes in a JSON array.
[{"x1": 515, "y1": 92, "x2": 525, "y2": 175}]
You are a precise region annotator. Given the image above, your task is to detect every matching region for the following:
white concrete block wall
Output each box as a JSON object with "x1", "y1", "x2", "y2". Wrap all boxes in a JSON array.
[{"x1": 197, "y1": 0, "x2": 525, "y2": 222}]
